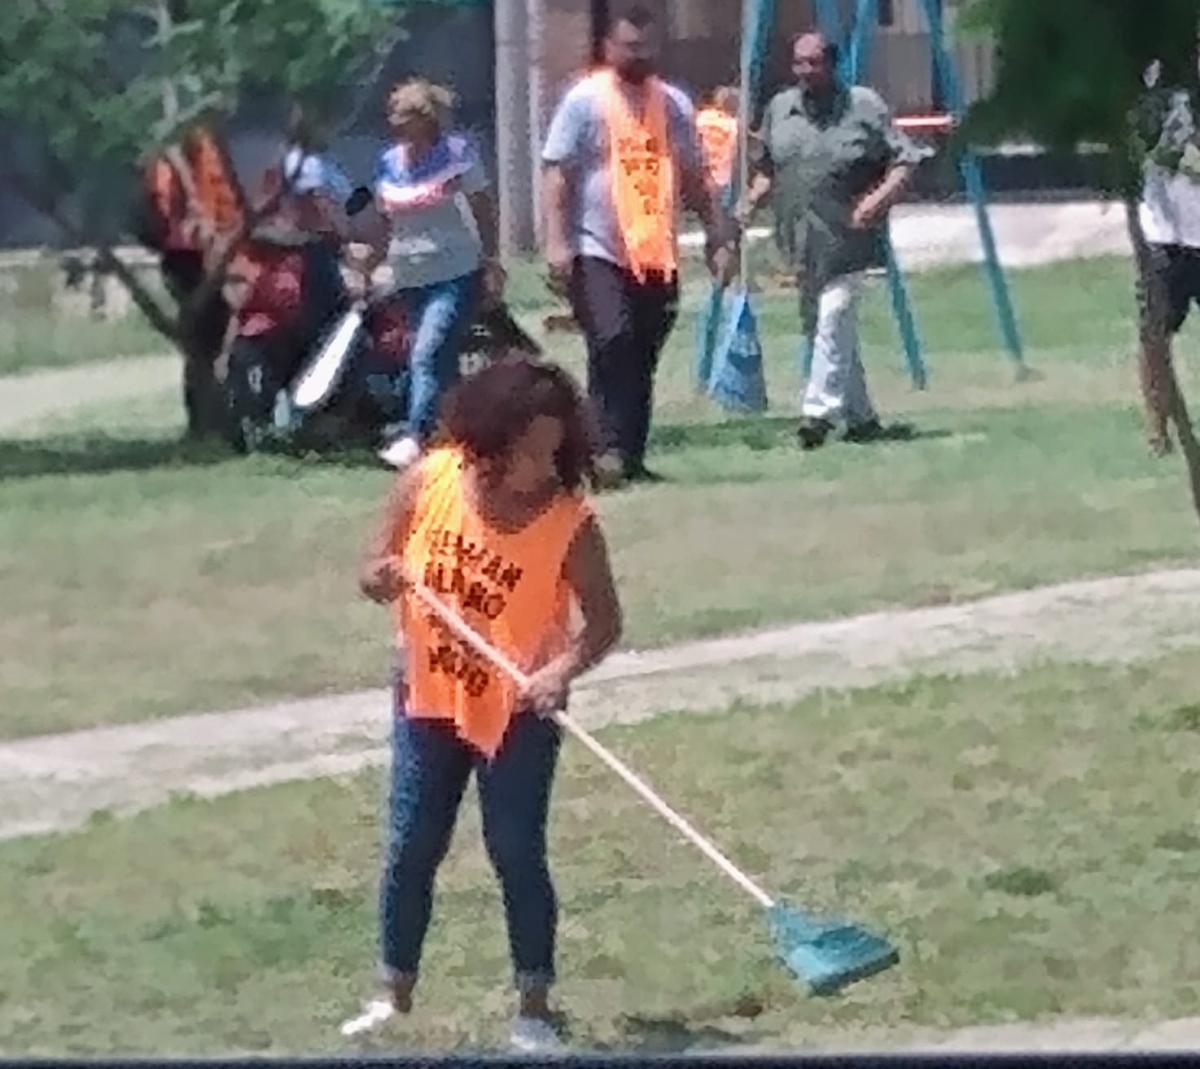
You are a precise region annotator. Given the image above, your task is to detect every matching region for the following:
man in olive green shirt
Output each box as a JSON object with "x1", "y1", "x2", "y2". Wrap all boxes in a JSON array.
[{"x1": 739, "y1": 32, "x2": 929, "y2": 449}]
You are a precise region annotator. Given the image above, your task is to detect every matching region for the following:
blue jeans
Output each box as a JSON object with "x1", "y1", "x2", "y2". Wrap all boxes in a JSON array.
[
  {"x1": 396, "y1": 271, "x2": 482, "y2": 442},
  {"x1": 379, "y1": 697, "x2": 562, "y2": 992}
]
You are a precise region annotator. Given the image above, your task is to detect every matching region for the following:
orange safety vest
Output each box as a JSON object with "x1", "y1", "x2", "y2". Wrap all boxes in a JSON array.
[
  {"x1": 697, "y1": 107, "x2": 738, "y2": 191},
  {"x1": 142, "y1": 127, "x2": 244, "y2": 253},
  {"x1": 598, "y1": 70, "x2": 678, "y2": 282},
  {"x1": 395, "y1": 448, "x2": 592, "y2": 757},
  {"x1": 188, "y1": 128, "x2": 244, "y2": 239},
  {"x1": 143, "y1": 156, "x2": 192, "y2": 251}
]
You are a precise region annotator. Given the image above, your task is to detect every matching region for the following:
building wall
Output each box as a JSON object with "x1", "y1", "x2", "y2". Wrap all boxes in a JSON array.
[
  {"x1": 535, "y1": 0, "x2": 994, "y2": 128},
  {"x1": 535, "y1": 0, "x2": 596, "y2": 135}
]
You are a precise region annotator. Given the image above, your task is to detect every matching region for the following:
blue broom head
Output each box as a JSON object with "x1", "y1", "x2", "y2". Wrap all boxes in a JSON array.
[
  {"x1": 767, "y1": 901, "x2": 899, "y2": 996},
  {"x1": 708, "y1": 287, "x2": 768, "y2": 414}
]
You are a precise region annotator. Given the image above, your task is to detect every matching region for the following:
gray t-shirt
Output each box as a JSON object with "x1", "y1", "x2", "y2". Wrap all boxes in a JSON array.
[
  {"x1": 374, "y1": 133, "x2": 488, "y2": 290},
  {"x1": 1139, "y1": 87, "x2": 1200, "y2": 248},
  {"x1": 541, "y1": 72, "x2": 704, "y2": 268}
]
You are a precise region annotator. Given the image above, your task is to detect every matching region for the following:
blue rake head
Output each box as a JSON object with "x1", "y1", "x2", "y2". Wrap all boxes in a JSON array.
[
  {"x1": 708, "y1": 287, "x2": 768, "y2": 414},
  {"x1": 767, "y1": 902, "x2": 899, "y2": 996}
]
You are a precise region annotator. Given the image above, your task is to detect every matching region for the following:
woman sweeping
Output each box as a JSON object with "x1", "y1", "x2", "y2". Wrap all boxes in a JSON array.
[
  {"x1": 353, "y1": 357, "x2": 623, "y2": 1052},
  {"x1": 358, "y1": 79, "x2": 505, "y2": 470}
]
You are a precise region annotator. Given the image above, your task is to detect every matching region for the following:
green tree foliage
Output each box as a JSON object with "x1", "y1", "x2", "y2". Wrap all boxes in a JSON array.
[
  {"x1": 0, "y1": 0, "x2": 398, "y2": 433},
  {"x1": 960, "y1": 0, "x2": 1200, "y2": 192},
  {"x1": 961, "y1": 0, "x2": 1200, "y2": 517},
  {"x1": 0, "y1": 0, "x2": 395, "y2": 221}
]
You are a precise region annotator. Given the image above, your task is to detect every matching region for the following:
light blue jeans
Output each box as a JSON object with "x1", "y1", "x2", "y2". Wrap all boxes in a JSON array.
[{"x1": 398, "y1": 271, "x2": 482, "y2": 443}]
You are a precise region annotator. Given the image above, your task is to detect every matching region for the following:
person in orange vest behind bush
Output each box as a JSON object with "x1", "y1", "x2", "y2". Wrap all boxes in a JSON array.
[
  {"x1": 139, "y1": 125, "x2": 245, "y2": 431},
  {"x1": 697, "y1": 86, "x2": 740, "y2": 208}
]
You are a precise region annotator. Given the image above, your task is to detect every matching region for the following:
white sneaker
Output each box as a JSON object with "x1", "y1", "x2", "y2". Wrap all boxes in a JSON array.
[
  {"x1": 509, "y1": 1015, "x2": 565, "y2": 1054},
  {"x1": 378, "y1": 435, "x2": 421, "y2": 470},
  {"x1": 339, "y1": 997, "x2": 395, "y2": 1037}
]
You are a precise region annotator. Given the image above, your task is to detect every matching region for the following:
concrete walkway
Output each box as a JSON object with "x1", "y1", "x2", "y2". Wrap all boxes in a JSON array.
[
  {"x1": 0, "y1": 354, "x2": 176, "y2": 435},
  {"x1": 681, "y1": 198, "x2": 1131, "y2": 271},
  {"x1": 3, "y1": 566, "x2": 1199, "y2": 842}
]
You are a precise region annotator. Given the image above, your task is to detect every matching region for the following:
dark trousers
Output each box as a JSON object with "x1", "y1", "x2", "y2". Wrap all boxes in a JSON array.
[
  {"x1": 1150, "y1": 243, "x2": 1200, "y2": 335},
  {"x1": 569, "y1": 256, "x2": 679, "y2": 473},
  {"x1": 298, "y1": 240, "x2": 349, "y2": 352},
  {"x1": 379, "y1": 705, "x2": 561, "y2": 992}
]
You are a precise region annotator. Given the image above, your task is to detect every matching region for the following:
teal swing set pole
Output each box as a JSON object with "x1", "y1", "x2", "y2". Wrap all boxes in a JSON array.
[
  {"x1": 848, "y1": 0, "x2": 929, "y2": 391},
  {"x1": 917, "y1": 0, "x2": 1027, "y2": 376},
  {"x1": 740, "y1": 0, "x2": 776, "y2": 209},
  {"x1": 695, "y1": 0, "x2": 774, "y2": 396},
  {"x1": 847, "y1": 0, "x2": 876, "y2": 83},
  {"x1": 813, "y1": 0, "x2": 844, "y2": 57}
]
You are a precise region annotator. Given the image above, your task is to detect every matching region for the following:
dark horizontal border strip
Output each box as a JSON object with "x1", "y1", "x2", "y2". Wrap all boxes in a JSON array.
[{"x1": 5, "y1": 1054, "x2": 1200, "y2": 1069}]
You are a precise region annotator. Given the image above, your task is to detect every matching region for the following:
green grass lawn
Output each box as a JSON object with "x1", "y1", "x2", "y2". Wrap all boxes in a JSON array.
[
  {"x1": 1, "y1": 256, "x2": 1198, "y2": 739},
  {"x1": 0, "y1": 254, "x2": 554, "y2": 378},
  {"x1": 5, "y1": 653, "x2": 1200, "y2": 1055},
  {"x1": 0, "y1": 262, "x2": 165, "y2": 376},
  {"x1": 0, "y1": 242, "x2": 1132, "y2": 377}
]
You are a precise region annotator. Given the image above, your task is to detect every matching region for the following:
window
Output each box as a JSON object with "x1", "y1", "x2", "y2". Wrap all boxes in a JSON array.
[{"x1": 878, "y1": 0, "x2": 895, "y2": 27}]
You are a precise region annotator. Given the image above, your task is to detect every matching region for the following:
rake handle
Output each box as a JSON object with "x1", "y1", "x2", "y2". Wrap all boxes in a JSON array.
[{"x1": 406, "y1": 576, "x2": 776, "y2": 910}]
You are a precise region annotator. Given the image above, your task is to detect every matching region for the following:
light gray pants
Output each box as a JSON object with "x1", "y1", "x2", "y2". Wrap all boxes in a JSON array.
[{"x1": 801, "y1": 271, "x2": 877, "y2": 427}]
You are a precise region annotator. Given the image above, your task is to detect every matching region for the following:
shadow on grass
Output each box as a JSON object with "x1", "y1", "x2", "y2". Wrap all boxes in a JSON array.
[
  {"x1": 650, "y1": 416, "x2": 954, "y2": 454},
  {"x1": 2, "y1": 415, "x2": 958, "y2": 482},
  {"x1": 610, "y1": 1013, "x2": 747, "y2": 1054},
  {"x1": 0, "y1": 434, "x2": 233, "y2": 480},
  {"x1": 0, "y1": 433, "x2": 387, "y2": 481}
]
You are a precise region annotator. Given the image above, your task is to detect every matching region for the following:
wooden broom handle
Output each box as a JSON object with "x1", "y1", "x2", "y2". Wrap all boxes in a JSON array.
[{"x1": 406, "y1": 575, "x2": 776, "y2": 910}]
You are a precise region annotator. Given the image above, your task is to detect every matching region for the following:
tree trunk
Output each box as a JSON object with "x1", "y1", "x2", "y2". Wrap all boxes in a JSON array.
[
  {"x1": 1126, "y1": 197, "x2": 1175, "y2": 452},
  {"x1": 159, "y1": 248, "x2": 234, "y2": 440},
  {"x1": 181, "y1": 336, "x2": 230, "y2": 440},
  {"x1": 179, "y1": 292, "x2": 235, "y2": 440},
  {"x1": 1125, "y1": 197, "x2": 1200, "y2": 524}
]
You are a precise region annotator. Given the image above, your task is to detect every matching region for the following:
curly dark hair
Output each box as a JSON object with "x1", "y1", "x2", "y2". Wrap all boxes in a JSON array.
[{"x1": 437, "y1": 358, "x2": 597, "y2": 491}]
